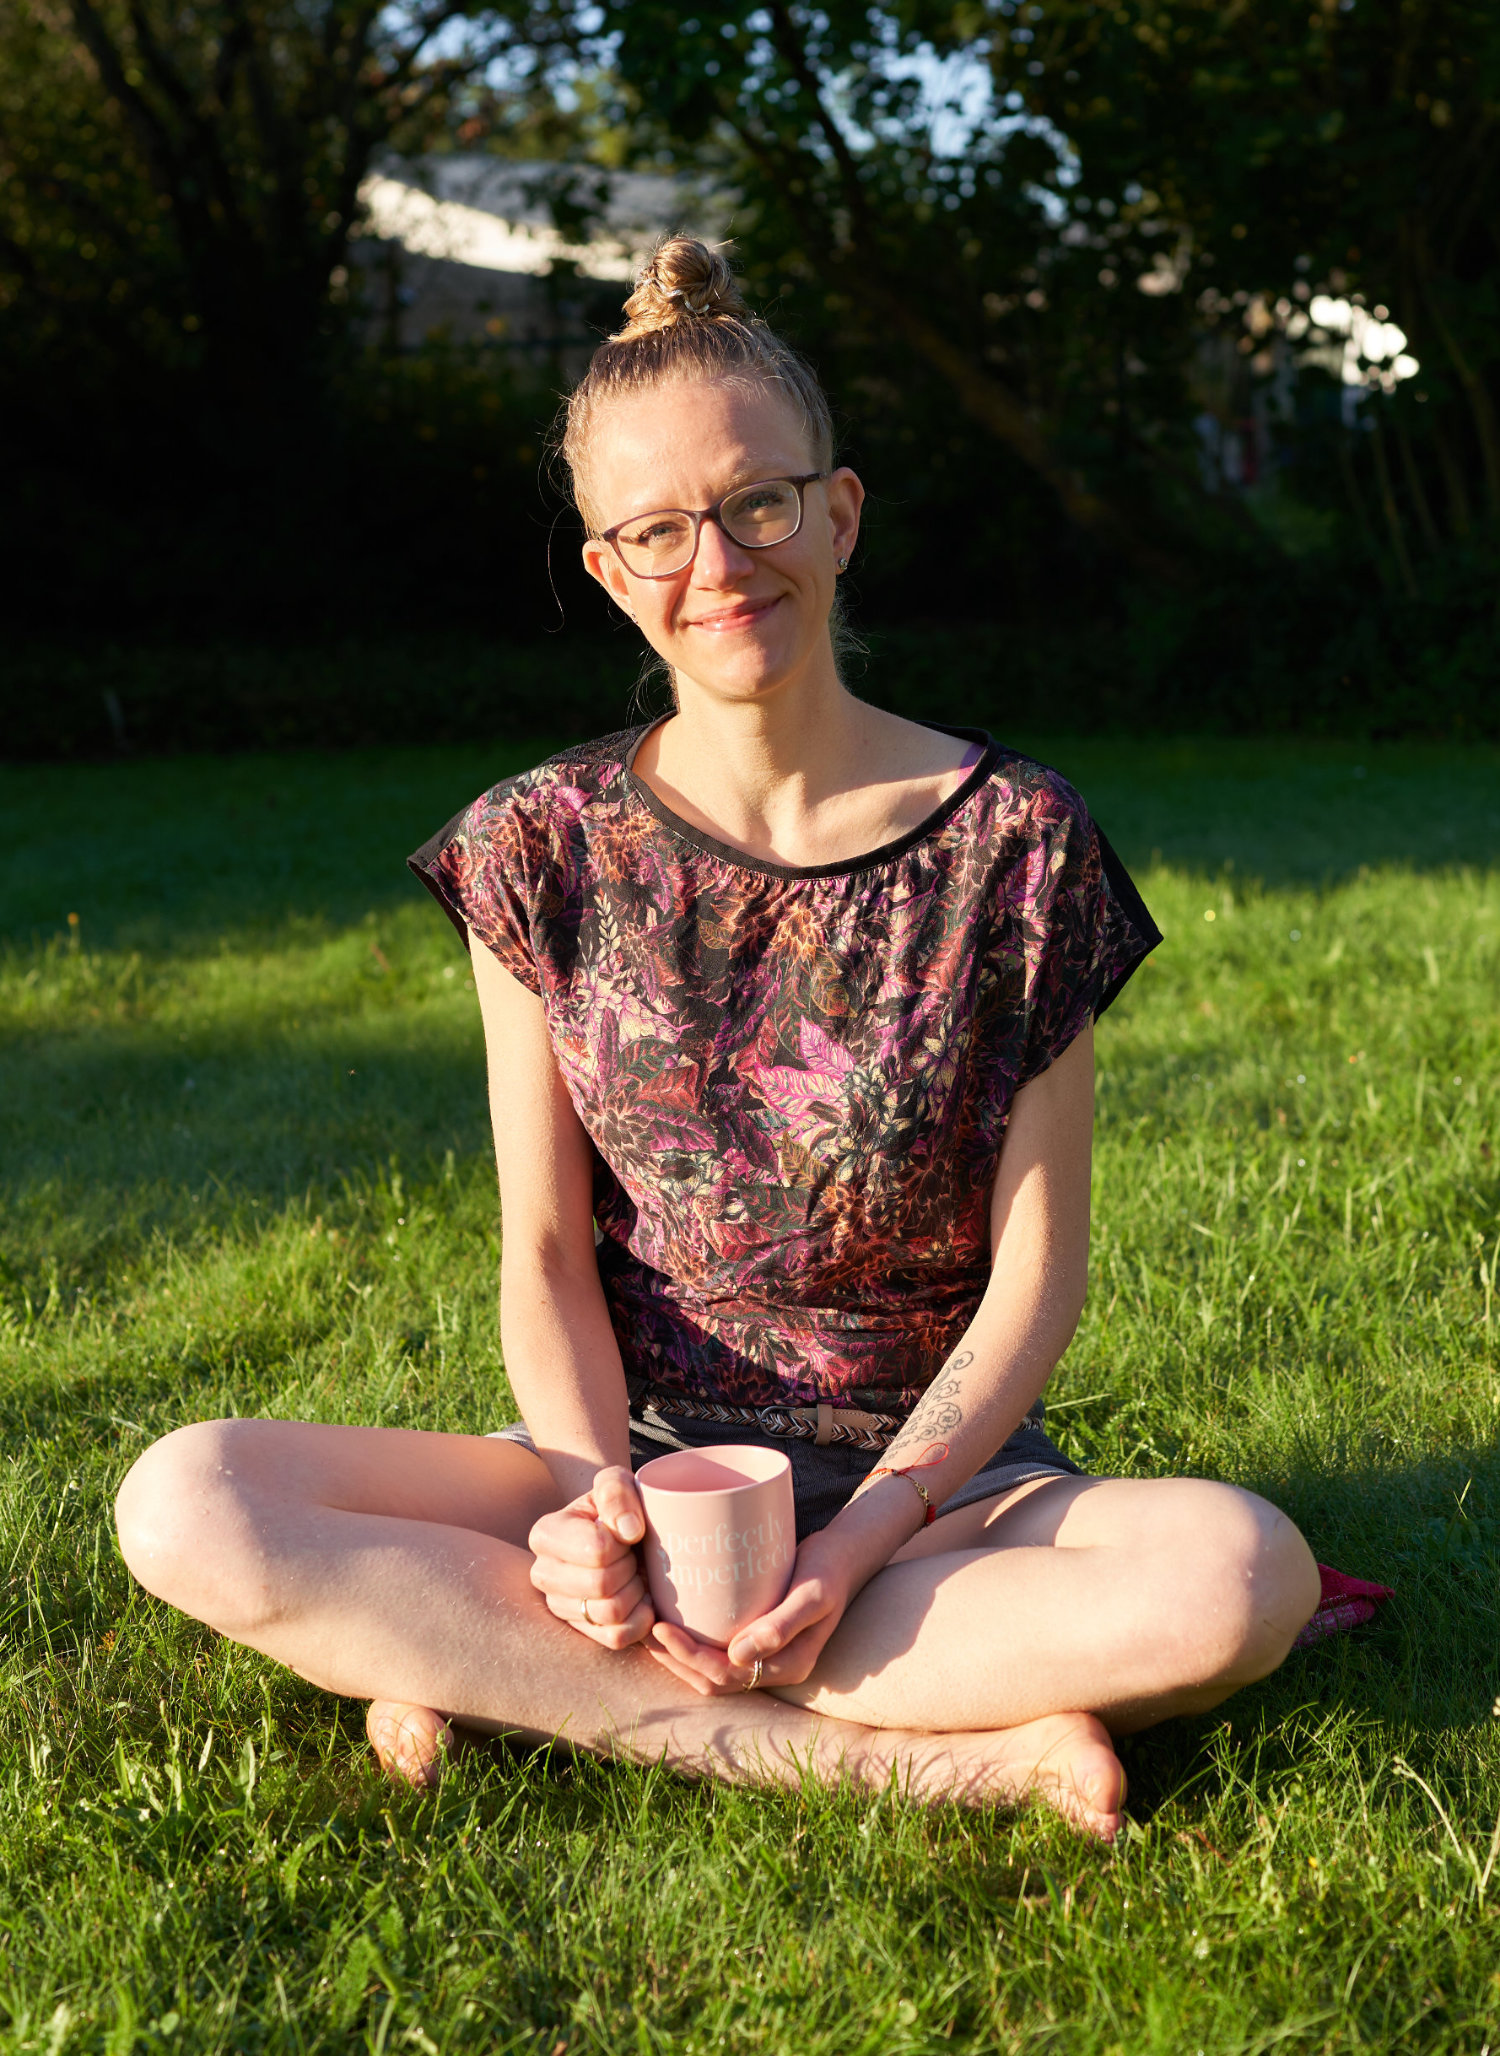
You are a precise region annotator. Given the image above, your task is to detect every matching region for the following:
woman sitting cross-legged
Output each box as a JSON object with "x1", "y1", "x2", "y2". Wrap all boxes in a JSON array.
[{"x1": 115, "y1": 239, "x2": 1320, "y2": 1842}]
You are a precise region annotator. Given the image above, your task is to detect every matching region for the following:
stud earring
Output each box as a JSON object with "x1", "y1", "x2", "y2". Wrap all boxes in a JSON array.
[{"x1": 837, "y1": 556, "x2": 849, "y2": 571}]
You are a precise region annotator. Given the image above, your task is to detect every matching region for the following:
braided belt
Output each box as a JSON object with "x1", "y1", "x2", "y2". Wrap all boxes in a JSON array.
[
  {"x1": 634, "y1": 1385, "x2": 1045, "y2": 1455},
  {"x1": 638, "y1": 1389, "x2": 901, "y2": 1451}
]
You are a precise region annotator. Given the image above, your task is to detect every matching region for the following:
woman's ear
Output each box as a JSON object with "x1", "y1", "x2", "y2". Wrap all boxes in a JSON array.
[
  {"x1": 582, "y1": 539, "x2": 637, "y2": 619},
  {"x1": 825, "y1": 466, "x2": 864, "y2": 570}
]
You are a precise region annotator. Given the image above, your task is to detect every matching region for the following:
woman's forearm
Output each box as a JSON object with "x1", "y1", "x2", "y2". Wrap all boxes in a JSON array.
[
  {"x1": 829, "y1": 1248, "x2": 1087, "y2": 1575},
  {"x1": 499, "y1": 1244, "x2": 634, "y2": 1502},
  {"x1": 890, "y1": 1249, "x2": 1084, "y2": 1493}
]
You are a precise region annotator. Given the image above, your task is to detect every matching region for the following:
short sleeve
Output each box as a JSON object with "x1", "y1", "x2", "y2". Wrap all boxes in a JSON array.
[
  {"x1": 407, "y1": 782, "x2": 543, "y2": 997},
  {"x1": 1013, "y1": 783, "x2": 1161, "y2": 1085}
]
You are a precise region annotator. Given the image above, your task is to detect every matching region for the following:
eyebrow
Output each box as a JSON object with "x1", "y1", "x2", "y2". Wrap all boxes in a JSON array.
[{"x1": 612, "y1": 463, "x2": 804, "y2": 527}]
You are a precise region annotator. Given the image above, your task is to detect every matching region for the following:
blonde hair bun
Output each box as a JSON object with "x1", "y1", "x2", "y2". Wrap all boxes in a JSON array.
[
  {"x1": 619, "y1": 237, "x2": 748, "y2": 337},
  {"x1": 560, "y1": 232, "x2": 833, "y2": 533}
]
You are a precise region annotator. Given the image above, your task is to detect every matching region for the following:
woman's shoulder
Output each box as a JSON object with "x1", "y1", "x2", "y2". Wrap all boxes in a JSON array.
[
  {"x1": 412, "y1": 725, "x2": 644, "y2": 868},
  {"x1": 461, "y1": 725, "x2": 643, "y2": 833},
  {"x1": 975, "y1": 742, "x2": 1161, "y2": 964},
  {"x1": 976, "y1": 743, "x2": 1099, "y2": 848},
  {"x1": 406, "y1": 726, "x2": 648, "y2": 963}
]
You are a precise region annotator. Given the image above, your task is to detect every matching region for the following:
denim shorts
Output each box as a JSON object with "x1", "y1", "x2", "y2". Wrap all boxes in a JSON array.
[{"x1": 490, "y1": 1398, "x2": 1084, "y2": 1541}]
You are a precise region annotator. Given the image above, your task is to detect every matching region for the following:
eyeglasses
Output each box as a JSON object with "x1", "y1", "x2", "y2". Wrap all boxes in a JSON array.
[{"x1": 598, "y1": 473, "x2": 829, "y2": 579}]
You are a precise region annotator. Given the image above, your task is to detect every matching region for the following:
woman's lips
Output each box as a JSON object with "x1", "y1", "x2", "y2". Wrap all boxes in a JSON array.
[{"x1": 683, "y1": 594, "x2": 782, "y2": 633}]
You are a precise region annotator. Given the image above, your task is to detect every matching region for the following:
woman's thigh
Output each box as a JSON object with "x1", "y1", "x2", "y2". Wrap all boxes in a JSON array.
[
  {"x1": 891, "y1": 1471, "x2": 1299, "y2": 1566},
  {"x1": 119, "y1": 1417, "x2": 563, "y2": 1559}
]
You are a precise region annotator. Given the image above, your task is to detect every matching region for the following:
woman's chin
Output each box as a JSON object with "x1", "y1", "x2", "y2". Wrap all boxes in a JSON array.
[{"x1": 673, "y1": 639, "x2": 809, "y2": 703}]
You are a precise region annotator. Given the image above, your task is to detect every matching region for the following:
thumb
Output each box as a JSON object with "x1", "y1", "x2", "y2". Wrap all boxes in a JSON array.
[{"x1": 592, "y1": 1464, "x2": 646, "y2": 1546}]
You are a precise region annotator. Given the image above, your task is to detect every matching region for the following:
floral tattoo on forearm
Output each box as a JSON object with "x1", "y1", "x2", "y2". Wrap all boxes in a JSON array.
[{"x1": 878, "y1": 1349, "x2": 973, "y2": 1471}]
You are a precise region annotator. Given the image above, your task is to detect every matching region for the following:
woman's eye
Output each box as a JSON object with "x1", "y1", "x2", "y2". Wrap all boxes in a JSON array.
[{"x1": 627, "y1": 519, "x2": 684, "y2": 548}]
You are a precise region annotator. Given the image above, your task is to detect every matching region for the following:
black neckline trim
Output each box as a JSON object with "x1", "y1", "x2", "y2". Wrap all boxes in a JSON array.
[{"x1": 622, "y1": 717, "x2": 1001, "y2": 880}]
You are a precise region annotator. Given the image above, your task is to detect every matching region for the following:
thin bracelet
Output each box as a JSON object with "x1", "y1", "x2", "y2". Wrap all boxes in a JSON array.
[
  {"x1": 866, "y1": 1465, "x2": 936, "y2": 1524},
  {"x1": 862, "y1": 1442, "x2": 950, "y2": 1527}
]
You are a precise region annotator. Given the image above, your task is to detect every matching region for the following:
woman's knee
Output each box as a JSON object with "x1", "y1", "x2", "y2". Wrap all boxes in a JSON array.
[
  {"x1": 1164, "y1": 1484, "x2": 1320, "y2": 1686},
  {"x1": 115, "y1": 1418, "x2": 283, "y2": 1634}
]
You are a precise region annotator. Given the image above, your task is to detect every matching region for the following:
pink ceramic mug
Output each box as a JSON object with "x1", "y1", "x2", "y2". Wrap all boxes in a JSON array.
[{"x1": 635, "y1": 1445, "x2": 796, "y2": 1649}]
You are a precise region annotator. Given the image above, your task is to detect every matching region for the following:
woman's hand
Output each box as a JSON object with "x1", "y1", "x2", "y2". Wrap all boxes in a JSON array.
[
  {"x1": 527, "y1": 1467, "x2": 655, "y2": 1650},
  {"x1": 646, "y1": 1530, "x2": 855, "y2": 1695}
]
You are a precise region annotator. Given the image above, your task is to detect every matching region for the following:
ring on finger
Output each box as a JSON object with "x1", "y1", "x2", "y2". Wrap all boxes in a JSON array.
[
  {"x1": 580, "y1": 1598, "x2": 596, "y2": 1627},
  {"x1": 742, "y1": 1657, "x2": 763, "y2": 1692}
]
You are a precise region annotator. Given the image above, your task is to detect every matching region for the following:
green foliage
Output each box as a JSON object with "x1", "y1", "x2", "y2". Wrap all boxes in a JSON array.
[
  {"x1": 0, "y1": 0, "x2": 588, "y2": 647},
  {"x1": 2, "y1": 0, "x2": 1496, "y2": 743},
  {"x1": 0, "y1": 0, "x2": 560, "y2": 392},
  {"x1": 2, "y1": 344, "x2": 598, "y2": 646},
  {"x1": 10, "y1": 608, "x2": 1499, "y2": 766},
  {"x1": 988, "y1": 0, "x2": 1500, "y2": 613},
  {"x1": 1, "y1": 737, "x2": 1499, "y2": 2048},
  {"x1": 594, "y1": 0, "x2": 1499, "y2": 693}
]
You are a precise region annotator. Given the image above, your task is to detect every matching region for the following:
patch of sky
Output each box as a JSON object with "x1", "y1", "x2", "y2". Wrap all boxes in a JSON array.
[
  {"x1": 812, "y1": 16, "x2": 1079, "y2": 215},
  {"x1": 373, "y1": 0, "x2": 543, "y2": 83},
  {"x1": 874, "y1": 40, "x2": 996, "y2": 159},
  {"x1": 408, "y1": 3, "x2": 1081, "y2": 228}
]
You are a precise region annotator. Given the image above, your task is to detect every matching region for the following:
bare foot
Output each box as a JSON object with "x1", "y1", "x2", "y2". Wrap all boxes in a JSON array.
[
  {"x1": 879, "y1": 1711, "x2": 1126, "y2": 1841},
  {"x1": 366, "y1": 1691, "x2": 1123, "y2": 1839},
  {"x1": 366, "y1": 1700, "x2": 454, "y2": 1789},
  {"x1": 653, "y1": 1698, "x2": 1125, "y2": 1840}
]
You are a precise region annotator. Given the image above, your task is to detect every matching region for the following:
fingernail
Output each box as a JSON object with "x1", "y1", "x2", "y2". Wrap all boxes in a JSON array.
[{"x1": 618, "y1": 1514, "x2": 643, "y2": 1542}]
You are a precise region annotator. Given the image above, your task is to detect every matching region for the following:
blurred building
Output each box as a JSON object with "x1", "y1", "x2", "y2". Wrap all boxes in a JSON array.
[{"x1": 351, "y1": 158, "x2": 709, "y2": 367}]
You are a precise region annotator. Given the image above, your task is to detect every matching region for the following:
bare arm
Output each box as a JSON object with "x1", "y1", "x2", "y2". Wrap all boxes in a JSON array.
[
  {"x1": 471, "y1": 931, "x2": 656, "y2": 1650},
  {"x1": 471, "y1": 931, "x2": 633, "y2": 1505}
]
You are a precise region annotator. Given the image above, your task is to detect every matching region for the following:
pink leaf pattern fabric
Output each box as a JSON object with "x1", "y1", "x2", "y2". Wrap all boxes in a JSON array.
[{"x1": 410, "y1": 723, "x2": 1160, "y2": 1414}]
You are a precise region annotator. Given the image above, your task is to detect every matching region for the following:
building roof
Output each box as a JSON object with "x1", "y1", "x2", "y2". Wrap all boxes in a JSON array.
[{"x1": 357, "y1": 157, "x2": 707, "y2": 282}]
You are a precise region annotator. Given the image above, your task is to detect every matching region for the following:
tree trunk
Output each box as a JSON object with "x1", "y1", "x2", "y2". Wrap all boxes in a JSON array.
[
  {"x1": 1367, "y1": 418, "x2": 1418, "y2": 596},
  {"x1": 1393, "y1": 420, "x2": 1442, "y2": 555}
]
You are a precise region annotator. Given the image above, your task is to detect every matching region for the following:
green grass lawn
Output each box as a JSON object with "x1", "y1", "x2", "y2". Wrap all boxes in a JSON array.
[{"x1": 1, "y1": 731, "x2": 1498, "y2": 2055}]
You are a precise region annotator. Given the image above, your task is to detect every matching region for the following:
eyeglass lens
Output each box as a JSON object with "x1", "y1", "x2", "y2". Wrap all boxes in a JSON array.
[{"x1": 614, "y1": 479, "x2": 802, "y2": 576}]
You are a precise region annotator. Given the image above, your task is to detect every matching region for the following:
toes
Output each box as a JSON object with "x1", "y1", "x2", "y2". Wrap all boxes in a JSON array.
[
  {"x1": 366, "y1": 1702, "x2": 452, "y2": 1789},
  {"x1": 1073, "y1": 1761, "x2": 1126, "y2": 1839}
]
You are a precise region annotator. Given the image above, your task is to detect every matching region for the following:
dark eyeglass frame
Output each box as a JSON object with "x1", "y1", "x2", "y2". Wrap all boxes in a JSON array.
[{"x1": 598, "y1": 472, "x2": 829, "y2": 580}]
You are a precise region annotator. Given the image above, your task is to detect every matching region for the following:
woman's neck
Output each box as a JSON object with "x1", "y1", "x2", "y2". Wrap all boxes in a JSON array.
[{"x1": 634, "y1": 659, "x2": 975, "y2": 871}]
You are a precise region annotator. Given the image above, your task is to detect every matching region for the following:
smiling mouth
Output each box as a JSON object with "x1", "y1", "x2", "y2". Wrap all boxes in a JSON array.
[{"x1": 684, "y1": 594, "x2": 782, "y2": 633}]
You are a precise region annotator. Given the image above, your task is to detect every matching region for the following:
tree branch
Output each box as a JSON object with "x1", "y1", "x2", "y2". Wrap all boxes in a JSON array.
[
  {"x1": 67, "y1": 0, "x2": 184, "y2": 199},
  {"x1": 726, "y1": 25, "x2": 1192, "y2": 584}
]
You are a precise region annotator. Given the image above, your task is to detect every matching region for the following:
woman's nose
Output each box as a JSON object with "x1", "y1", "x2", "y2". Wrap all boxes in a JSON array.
[{"x1": 691, "y1": 515, "x2": 755, "y2": 583}]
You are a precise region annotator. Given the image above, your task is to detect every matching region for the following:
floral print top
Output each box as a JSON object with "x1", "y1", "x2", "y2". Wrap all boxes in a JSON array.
[{"x1": 409, "y1": 721, "x2": 1160, "y2": 1415}]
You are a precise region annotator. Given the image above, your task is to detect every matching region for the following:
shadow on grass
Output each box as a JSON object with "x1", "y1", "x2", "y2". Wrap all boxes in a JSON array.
[
  {"x1": 0, "y1": 1004, "x2": 491, "y2": 1285},
  {"x1": 1116, "y1": 1442, "x2": 1500, "y2": 1826}
]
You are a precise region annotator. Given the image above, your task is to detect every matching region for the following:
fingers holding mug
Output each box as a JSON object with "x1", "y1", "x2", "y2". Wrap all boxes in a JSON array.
[
  {"x1": 646, "y1": 1621, "x2": 767, "y2": 1696},
  {"x1": 544, "y1": 1573, "x2": 653, "y2": 1649}
]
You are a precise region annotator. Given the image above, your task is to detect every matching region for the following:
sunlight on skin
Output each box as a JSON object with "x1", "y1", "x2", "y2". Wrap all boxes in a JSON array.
[{"x1": 575, "y1": 380, "x2": 994, "y2": 873}]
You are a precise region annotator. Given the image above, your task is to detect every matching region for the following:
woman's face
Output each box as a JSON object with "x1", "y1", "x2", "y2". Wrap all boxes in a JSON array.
[{"x1": 581, "y1": 378, "x2": 863, "y2": 706}]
